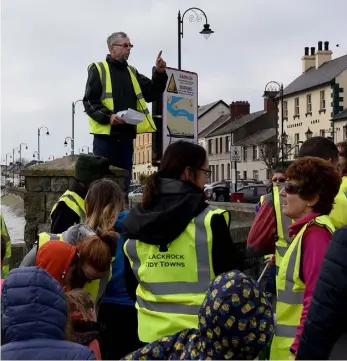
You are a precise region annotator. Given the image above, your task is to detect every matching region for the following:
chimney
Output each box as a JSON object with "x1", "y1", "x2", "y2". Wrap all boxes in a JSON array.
[
  {"x1": 301, "y1": 46, "x2": 315, "y2": 73},
  {"x1": 315, "y1": 40, "x2": 332, "y2": 68},
  {"x1": 264, "y1": 97, "x2": 277, "y2": 112},
  {"x1": 230, "y1": 101, "x2": 250, "y2": 118}
]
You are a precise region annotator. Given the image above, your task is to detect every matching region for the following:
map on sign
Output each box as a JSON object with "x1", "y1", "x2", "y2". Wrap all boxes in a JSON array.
[{"x1": 162, "y1": 68, "x2": 198, "y2": 152}]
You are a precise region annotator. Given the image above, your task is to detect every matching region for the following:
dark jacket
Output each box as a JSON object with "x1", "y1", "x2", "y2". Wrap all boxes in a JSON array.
[
  {"x1": 296, "y1": 225, "x2": 347, "y2": 360},
  {"x1": 122, "y1": 178, "x2": 244, "y2": 300},
  {"x1": 83, "y1": 55, "x2": 168, "y2": 139},
  {"x1": 102, "y1": 211, "x2": 135, "y2": 306},
  {"x1": 50, "y1": 181, "x2": 87, "y2": 234},
  {"x1": 1, "y1": 267, "x2": 95, "y2": 360}
]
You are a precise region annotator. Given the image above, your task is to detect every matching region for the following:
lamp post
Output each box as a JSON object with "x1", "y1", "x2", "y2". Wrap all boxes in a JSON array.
[
  {"x1": 263, "y1": 81, "x2": 284, "y2": 166},
  {"x1": 71, "y1": 99, "x2": 83, "y2": 156},
  {"x1": 38, "y1": 126, "x2": 50, "y2": 162},
  {"x1": 80, "y1": 145, "x2": 90, "y2": 154},
  {"x1": 64, "y1": 136, "x2": 72, "y2": 151},
  {"x1": 177, "y1": 8, "x2": 214, "y2": 69},
  {"x1": 4, "y1": 153, "x2": 12, "y2": 180},
  {"x1": 305, "y1": 127, "x2": 313, "y2": 139},
  {"x1": 12, "y1": 147, "x2": 19, "y2": 185},
  {"x1": 33, "y1": 151, "x2": 39, "y2": 160},
  {"x1": 18, "y1": 142, "x2": 28, "y2": 166}
]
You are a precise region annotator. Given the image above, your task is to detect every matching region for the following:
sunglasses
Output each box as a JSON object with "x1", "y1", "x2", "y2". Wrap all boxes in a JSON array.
[
  {"x1": 113, "y1": 43, "x2": 134, "y2": 49},
  {"x1": 284, "y1": 181, "x2": 302, "y2": 195},
  {"x1": 272, "y1": 177, "x2": 286, "y2": 183}
]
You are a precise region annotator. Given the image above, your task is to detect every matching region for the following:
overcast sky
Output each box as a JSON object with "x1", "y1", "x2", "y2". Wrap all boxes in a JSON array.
[{"x1": 1, "y1": 0, "x2": 347, "y2": 162}]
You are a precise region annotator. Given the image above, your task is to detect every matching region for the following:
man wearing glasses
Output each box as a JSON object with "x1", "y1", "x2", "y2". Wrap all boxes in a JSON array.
[{"x1": 83, "y1": 32, "x2": 168, "y2": 199}]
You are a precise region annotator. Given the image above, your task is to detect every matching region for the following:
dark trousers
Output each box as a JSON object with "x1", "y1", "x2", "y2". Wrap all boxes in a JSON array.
[
  {"x1": 93, "y1": 135, "x2": 133, "y2": 195},
  {"x1": 98, "y1": 303, "x2": 141, "y2": 360}
]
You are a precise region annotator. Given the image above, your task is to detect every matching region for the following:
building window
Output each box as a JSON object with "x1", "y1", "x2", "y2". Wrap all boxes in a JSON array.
[
  {"x1": 214, "y1": 139, "x2": 219, "y2": 154},
  {"x1": 243, "y1": 147, "x2": 248, "y2": 161},
  {"x1": 134, "y1": 153, "x2": 136, "y2": 164},
  {"x1": 210, "y1": 165, "x2": 215, "y2": 182},
  {"x1": 294, "y1": 97, "x2": 300, "y2": 116},
  {"x1": 237, "y1": 171, "x2": 241, "y2": 180},
  {"x1": 294, "y1": 133, "x2": 300, "y2": 144},
  {"x1": 252, "y1": 145, "x2": 258, "y2": 160},
  {"x1": 142, "y1": 151, "x2": 145, "y2": 164},
  {"x1": 219, "y1": 138, "x2": 223, "y2": 153},
  {"x1": 320, "y1": 90, "x2": 326, "y2": 110},
  {"x1": 343, "y1": 126, "x2": 347, "y2": 140},
  {"x1": 225, "y1": 136, "x2": 231, "y2": 153},
  {"x1": 227, "y1": 163, "x2": 231, "y2": 179},
  {"x1": 243, "y1": 171, "x2": 247, "y2": 179},
  {"x1": 319, "y1": 129, "x2": 325, "y2": 137},
  {"x1": 208, "y1": 140, "x2": 212, "y2": 155},
  {"x1": 215, "y1": 165, "x2": 219, "y2": 182},
  {"x1": 253, "y1": 170, "x2": 259, "y2": 181},
  {"x1": 148, "y1": 150, "x2": 151, "y2": 163},
  {"x1": 283, "y1": 101, "x2": 288, "y2": 118},
  {"x1": 306, "y1": 94, "x2": 312, "y2": 113},
  {"x1": 221, "y1": 164, "x2": 225, "y2": 180}
]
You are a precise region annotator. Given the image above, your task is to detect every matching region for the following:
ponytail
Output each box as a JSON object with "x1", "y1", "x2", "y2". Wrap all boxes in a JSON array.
[{"x1": 142, "y1": 172, "x2": 160, "y2": 209}]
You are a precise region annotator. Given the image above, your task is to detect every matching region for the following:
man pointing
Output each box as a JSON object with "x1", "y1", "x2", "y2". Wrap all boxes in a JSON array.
[{"x1": 83, "y1": 31, "x2": 168, "y2": 195}]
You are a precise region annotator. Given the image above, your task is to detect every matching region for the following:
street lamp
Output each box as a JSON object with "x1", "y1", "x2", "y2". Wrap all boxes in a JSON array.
[
  {"x1": 12, "y1": 147, "x2": 19, "y2": 185},
  {"x1": 4, "y1": 153, "x2": 12, "y2": 179},
  {"x1": 33, "y1": 151, "x2": 39, "y2": 159},
  {"x1": 64, "y1": 136, "x2": 72, "y2": 148},
  {"x1": 71, "y1": 99, "x2": 83, "y2": 156},
  {"x1": 263, "y1": 81, "x2": 284, "y2": 166},
  {"x1": 177, "y1": 8, "x2": 214, "y2": 69},
  {"x1": 80, "y1": 145, "x2": 90, "y2": 154},
  {"x1": 18, "y1": 142, "x2": 28, "y2": 166},
  {"x1": 305, "y1": 127, "x2": 313, "y2": 139},
  {"x1": 38, "y1": 126, "x2": 50, "y2": 162}
]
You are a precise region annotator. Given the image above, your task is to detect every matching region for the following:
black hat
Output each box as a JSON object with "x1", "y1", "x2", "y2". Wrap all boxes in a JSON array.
[{"x1": 74, "y1": 154, "x2": 113, "y2": 183}]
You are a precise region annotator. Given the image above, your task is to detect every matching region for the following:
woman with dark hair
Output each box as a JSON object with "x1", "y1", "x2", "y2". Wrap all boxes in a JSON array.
[
  {"x1": 122, "y1": 140, "x2": 244, "y2": 345},
  {"x1": 337, "y1": 141, "x2": 347, "y2": 196},
  {"x1": 269, "y1": 156, "x2": 341, "y2": 360}
]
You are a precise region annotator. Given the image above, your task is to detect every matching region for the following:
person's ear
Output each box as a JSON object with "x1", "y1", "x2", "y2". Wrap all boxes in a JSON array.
[{"x1": 306, "y1": 194, "x2": 319, "y2": 208}]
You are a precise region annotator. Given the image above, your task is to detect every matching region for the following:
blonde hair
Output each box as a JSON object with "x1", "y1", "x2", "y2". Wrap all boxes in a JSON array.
[
  {"x1": 85, "y1": 178, "x2": 124, "y2": 232},
  {"x1": 66, "y1": 289, "x2": 95, "y2": 322}
]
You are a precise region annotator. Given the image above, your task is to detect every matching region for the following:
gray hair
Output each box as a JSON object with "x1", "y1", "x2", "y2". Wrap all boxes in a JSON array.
[{"x1": 107, "y1": 32, "x2": 128, "y2": 46}]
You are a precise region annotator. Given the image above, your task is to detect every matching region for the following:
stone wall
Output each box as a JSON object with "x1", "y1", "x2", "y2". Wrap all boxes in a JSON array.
[{"x1": 20, "y1": 155, "x2": 127, "y2": 250}]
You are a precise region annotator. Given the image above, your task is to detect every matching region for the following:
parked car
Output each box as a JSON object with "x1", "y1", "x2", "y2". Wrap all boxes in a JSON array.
[
  {"x1": 128, "y1": 185, "x2": 144, "y2": 203},
  {"x1": 204, "y1": 182, "x2": 230, "y2": 202},
  {"x1": 230, "y1": 184, "x2": 268, "y2": 204}
]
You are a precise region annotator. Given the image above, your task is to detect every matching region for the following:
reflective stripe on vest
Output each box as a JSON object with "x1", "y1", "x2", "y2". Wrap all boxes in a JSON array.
[
  {"x1": 50, "y1": 190, "x2": 86, "y2": 221},
  {"x1": 38, "y1": 232, "x2": 107, "y2": 305},
  {"x1": 1, "y1": 213, "x2": 11, "y2": 278},
  {"x1": 88, "y1": 60, "x2": 156, "y2": 135},
  {"x1": 270, "y1": 215, "x2": 335, "y2": 360},
  {"x1": 124, "y1": 206, "x2": 228, "y2": 342}
]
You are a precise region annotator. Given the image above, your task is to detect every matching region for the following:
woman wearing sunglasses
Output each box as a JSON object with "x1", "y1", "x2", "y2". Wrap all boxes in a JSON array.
[{"x1": 270, "y1": 156, "x2": 341, "y2": 360}]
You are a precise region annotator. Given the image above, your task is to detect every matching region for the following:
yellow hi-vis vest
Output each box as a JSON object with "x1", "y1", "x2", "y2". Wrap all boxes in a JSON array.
[
  {"x1": 328, "y1": 189, "x2": 347, "y2": 229},
  {"x1": 88, "y1": 60, "x2": 157, "y2": 135},
  {"x1": 0, "y1": 213, "x2": 11, "y2": 278},
  {"x1": 123, "y1": 206, "x2": 229, "y2": 343},
  {"x1": 260, "y1": 187, "x2": 293, "y2": 273},
  {"x1": 50, "y1": 190, "x2": 86, "y2": 222},
  {"x1": 270, "y1": 215, "x2": 335, "y2": 360},
  {"x1": 340, "y1": 176, "x2": 347, "y2": 197},
  {"x1": 38, "y1": 232, "x2": 110, "y2": 304}
]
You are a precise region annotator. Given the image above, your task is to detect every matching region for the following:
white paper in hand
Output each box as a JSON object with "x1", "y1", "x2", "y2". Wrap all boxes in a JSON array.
[{"x1": 116, "y1": 108, "x2": 145, "y2": 125}]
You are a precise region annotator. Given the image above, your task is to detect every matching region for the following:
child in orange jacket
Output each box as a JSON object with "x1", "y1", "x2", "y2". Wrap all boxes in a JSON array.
[{"x1": 66, "y1": 289, "x2": 102, "y2": 360}]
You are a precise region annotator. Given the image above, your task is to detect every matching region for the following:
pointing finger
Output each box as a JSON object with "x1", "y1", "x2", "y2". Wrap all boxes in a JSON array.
[{"x1": 157, "y1": 50, "x2": 162, "y2": 60}]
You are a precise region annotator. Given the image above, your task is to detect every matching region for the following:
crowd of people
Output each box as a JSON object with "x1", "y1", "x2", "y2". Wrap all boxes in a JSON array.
[{"x1": 0, "y1": 137, "x2": 347, "y2": 360}]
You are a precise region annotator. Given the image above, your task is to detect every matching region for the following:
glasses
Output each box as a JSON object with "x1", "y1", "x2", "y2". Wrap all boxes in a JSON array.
[
  {"x1": 199, "y1": 168, "x2": 212, "y2": 178},
  {"x1": 112, "y1": 43, "x2": 134, "y2": 49},
  {"x1": 272, "y1": 177, "x2": 286, "y2": 183},
  {"x1": 284, "y1": 181, "x2": 302, "y2": 195}
]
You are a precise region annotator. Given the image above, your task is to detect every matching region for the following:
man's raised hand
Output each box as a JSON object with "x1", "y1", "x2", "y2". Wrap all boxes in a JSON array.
[{"x1": 156, "y1": 51, "x2": 166, "y2": 73}]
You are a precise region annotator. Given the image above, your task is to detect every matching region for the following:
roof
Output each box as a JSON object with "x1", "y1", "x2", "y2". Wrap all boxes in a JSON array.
[
  {"x1": 206, "y1": 110, "x2": 267, "y2": 138},
  {"x1": 283, "y1": 54, "x2": 347, "y2": 97},
  {"x1": 198, "y1": 100, "x2": 228, "y2": 118},
  {"x1": 332, "y1": 108, "x2": 347, "y2": 121},
  {"x1": 233, "y1": 128, "x2": 276, "y2": 146},
  {"x1": 198, "y1": 114, "x2": 231, "y2": 138}
]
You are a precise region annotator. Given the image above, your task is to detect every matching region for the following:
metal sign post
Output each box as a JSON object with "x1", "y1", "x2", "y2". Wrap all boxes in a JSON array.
[{"x1": 230, "y1": 145, "x2": 242, "y2": 192}]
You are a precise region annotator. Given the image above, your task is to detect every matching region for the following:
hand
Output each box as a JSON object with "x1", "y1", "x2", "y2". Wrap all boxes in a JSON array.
[
  {"x1": 265, "y1": 255, "x2": 276, "y2": 267},
  {"x1": 155, "y1": 51, "x2": 166, "y2": 73},
  {"x1": 110, "y1": 114, "x2": 125, "y2": 125}
]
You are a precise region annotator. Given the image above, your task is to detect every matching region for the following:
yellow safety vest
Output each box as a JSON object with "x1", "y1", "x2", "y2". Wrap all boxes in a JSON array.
[
  {"x1": 38, "y1": 232, "x2": 110, "y2": 303},
  {"x1": 340, "y1": 176, "x2": 347, "y2": 197},
  {"x1": 88, "y1": 60, "x2": 156, "y2": 135},
  {"x1": 261, "y1": 187, "x2": 293, "y2": 273},
  {"x1": 0, "y1": 213, "x2": 11, "y2": 278},
  {"x1": 50, "y1": 190, "x2": 86, "y2": 222},
  {"x1": 270, "y1": 215, "x2": 335, "y2": 360},
  {"x1": 123, "y1": 206, "x2": 229, "y2": 343},
  {"x1": 329, "y1": 189, "x2": 347, "y2": 229}
]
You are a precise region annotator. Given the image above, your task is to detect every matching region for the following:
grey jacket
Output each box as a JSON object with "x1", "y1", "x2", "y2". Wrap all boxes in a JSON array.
[{"x1": 20, "y1": 224, "x2": 110, "y2": 306}]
